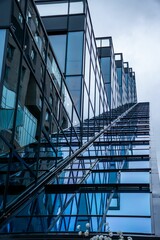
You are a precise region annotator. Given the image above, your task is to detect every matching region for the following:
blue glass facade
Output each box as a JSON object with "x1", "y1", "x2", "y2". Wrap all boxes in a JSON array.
[
  {"x1": 96, "y1": 37, "x2": 137, "y2": 111},
  {"x1": 0, "y1": 0, "x2": 159, "y2": 239},
  {"x1": 36, "y1": 1, "x2": 109, "y2": 122},
  {"x1": 123, "y1": 62, "x2": 137, "y2": 104},
  {"x1": 115, "y1": 53, "x2": 127, "y2": 106}
]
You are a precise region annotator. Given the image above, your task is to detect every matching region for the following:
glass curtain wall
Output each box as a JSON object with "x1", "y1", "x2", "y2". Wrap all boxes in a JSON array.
[
  {"x1": 0, "y1": 0, "x2": 81, "y2": 213},
  {"x1": 123, "y1": 63, "x2": 137, "y2": 104},
  {"x1": 0, "y1": 103, "x2": 152, "y2": 236},
  {"x1": 115, "y1": 53, "x2": 127, "y2": 106},
  {"x1": 96, "y1": 37, "x2": 120, "y2": 110},
  {"x1": 36, "y1": 0, "x2": 109, "y2": 130}
]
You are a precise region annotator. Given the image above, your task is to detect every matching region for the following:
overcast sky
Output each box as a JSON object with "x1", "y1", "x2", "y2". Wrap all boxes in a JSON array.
[{"x1": 88, "y1": 0, "x2": 160, "y2": 171}]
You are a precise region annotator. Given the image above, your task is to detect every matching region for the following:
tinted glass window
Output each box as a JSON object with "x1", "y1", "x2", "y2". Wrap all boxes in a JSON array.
[
  {"x1": 0, "y1": 30, "x2": 6, "y2": 81},
  {"x1": 49, "y1": 35, "x2": 67, "y2": 73},
  {"x1": 66, "y1": 32, "x2": 83, "y2": 75}
]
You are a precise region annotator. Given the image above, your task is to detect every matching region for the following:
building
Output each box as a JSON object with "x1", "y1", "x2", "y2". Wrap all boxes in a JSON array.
[{"x1": 0, "y1": 0, "x2": 160, "y2": 239}]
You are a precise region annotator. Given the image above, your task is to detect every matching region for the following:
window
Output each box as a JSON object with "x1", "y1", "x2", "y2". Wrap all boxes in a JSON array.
[
  {"x1": 49, "y1": 35, "x2": 67, "y2": 73},
  {"x1": 45, "y1": 110, "x2": 50, "y2": 121},
  {"x1": 0, "y1": 30, "x2": 6, "y2": 81},
  {"x1": 69, "y1": 2, "x2": 84, "y2": 14},
  {"x1": 66, "y1": 32, "x2": 83, "y2": 75},
  {"x1": 37, "y1": 3, "x2": 68, "y2": 16}
]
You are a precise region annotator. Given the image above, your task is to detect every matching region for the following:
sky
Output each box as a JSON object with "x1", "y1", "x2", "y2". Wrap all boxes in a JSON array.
[{"x1": 88, "y1": 0, "x2": 160, "y2": 172}]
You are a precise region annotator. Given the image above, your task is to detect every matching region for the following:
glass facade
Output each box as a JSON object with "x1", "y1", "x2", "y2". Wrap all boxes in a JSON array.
[
  {"x1": 115, "y1": 53, "x2": 127, "y2": 106},
  {"x1": 0, "y1": 0, "x2": 159, "y2": 239},
  {"x1": 38, "y1": 2, "x2": 109, "y2": 123},
  {"x1": 96, "y1": 37, "x2": 120, "y2": 110},
  {"x1": 0, "y1": 0, "x2": 82, "y2": 212},
  {"x1": 123, "y1": 62, "x2": 137, "y2": 104},
  {"x1": 0, "y1": 30, "x2": 6, "y2": 81},
  {"x1": 0, "y1": 103, "x2": 152, "y2": 236}
]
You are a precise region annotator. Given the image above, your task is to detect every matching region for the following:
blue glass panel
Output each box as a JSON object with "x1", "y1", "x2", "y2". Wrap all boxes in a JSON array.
[
  {"x1": 47, "y1": 49, "x2": 62, "y2": 88},
  {"x1": 17, "y1": 106, "x2": 37, "y2": 146},
  {"x1": 95, "y1": 83, "x2": 100, "y2": 116},
  {"x1": 62, "y1": 83, "x2": 72, "y2": 121},
  {"x1": 107, "y1": 217, "x2": 151, "y2": 233},
  {"x1": 0, "y1": 29, "x2": 6, "y2": 81},
  {"x1": 90, "y1": 64, "x2": 95, "y2": 108},
  {"x1": 84, "y1": 45, "x2": 90, "y2": 91},
  {"x1": 83, "y1": 85, "x2": 89, "y2": 120},
  {"x1": 128, "y1": 161, "x2": 149, "y2": 168},
  {"x1": 69, "y1": 2, "x2": 84, "y2": 14},
  {"x1": 108, "y1": 193, "x2": 150, "y2": 216},
  {"x1": 49, "y1": 35, "x2": 66, "y2": 73},
  {"x1": 117, "y1": 68, "x2": 122, "y2": 86},
  {"x1": 37, "y1": 2, "x2": 68, "y2": 16},
  {"x1": 66, "y1": 32, "x2": 83, "y2": 75},
  {"x1": 66, "y1": 76, "x2": 82, "y2": 116},
  {"x1": 121, "y1": 172, "x2": 150, "y2": 183},
  {"x1": 73, "y1": 109, "x2": 80, "y2": 126},
  {"x1": 100, "y1": 57, "x2": 110, "y2": 84}
]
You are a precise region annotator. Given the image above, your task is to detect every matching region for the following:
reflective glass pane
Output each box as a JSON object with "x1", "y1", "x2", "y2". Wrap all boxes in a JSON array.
[
  {"x1": 66, "y1": 32, "x2": 83, "y2": 75},
  {"x1": 0, "y1": 29, "x2": 6, "y2": 81},
  {"x1": 49, "y1": 35, "x2": 67, "y2": 73},
  {"x1": 102, "y1": 38, "x2": 110, "y2": 47},
  {"x1": 83, "y1": 85, "x2": 89, "y2": 120},
  {"x1": 69, "y1": 2, "x2": 84, "y2": 14},
  {"x1": 128, "y1": 161, "x2": 149, "y2": 168},
  {"x1": 121, "y1": 172, "x2": 150, "y2": 183},
  {"x1": 107, "y1": 217, "x2": 151, "y2": 233},
  {"x1": 47, "y1": 47, "x2": 61, "y2": 88},
  {"x1": 73, "y1": 109, "x2": 80, "y2": 126},
  {"x1": 66, "y1": 76, "x2": 82, "y2": 115},
  {"x1": 108, "y1": 193, "x2": 150, "y2": 216},
  {"x1": 100, "y1": 57, "x2": 111, "y2": 84},
  {"x1": 84, "y1": 45, "x2": 90, "y2": 91},
  {"x1": 62, "y1": 83, "x2": 73, "y2": 121},
  {"x1": 37, "y1": 3, "x2": 68, "y2": 16},
  {"x1": 90, "y1": 64, "x2": 95, "y2": 108},
  {"x1": 95, "y1": 83, "x2": 100, "y2": 116},
  {"x1": 0, "y1": 33, "x2": 21, "y2": 144},
  {"x1": 12, "y1": 1, "x2": 24, "y2": 44}
]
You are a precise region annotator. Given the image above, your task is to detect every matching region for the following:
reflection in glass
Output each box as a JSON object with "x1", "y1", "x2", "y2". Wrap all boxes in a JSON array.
[
  {"x1": 62, "y1": 83, "x2": 72, "y2": 121},
  {"x1": 121, "y1": 172, "x2": 150, "y2": 183},
  {"x1": 0, "y1": 30, "x2": 6, "y2": 80},
  {"x1": 107, "y1": 217, "x2": 151, "y2": 233},
  {"x1": 83, "y1": 85, "x2": 89, "y2": 120},
  {"x1": 17, "y1": 107, "x2": 37, "y2": 146},
  {"x1": 47, "y1": 48, "x2": 62, "y2": 88},
  {"x1": 49, "y1": 35, "x2": 67, "y2": 73},
  {"x1": 66, "y1": 76, "x2": 82, "y2": 115},
  {"x1": 37, "y1": 3, "x2": 68, "y2": 16},
  {"x1": 66, "y1": 32, "x2": 83, "y2": 75},
  {"x1": 0, "y1": 33, "x2": 21, "y2": 147},
  {"x1": 108, "y1": 193, "x2": 150, "y2": 216},
  {"x1": 69, "y1": 2, "x2": 84, "y2": 14},
  {"x1": 90, "y1": 64, "x2": 95, "y2": 108}
]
